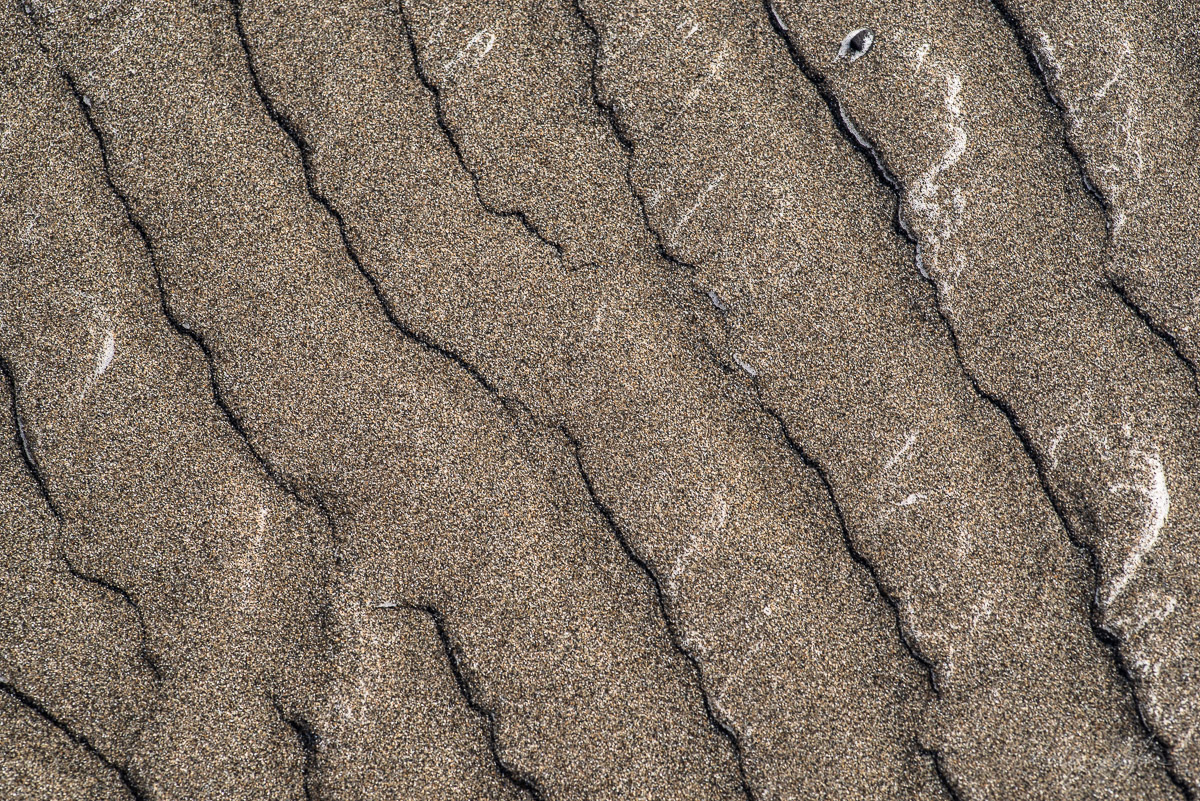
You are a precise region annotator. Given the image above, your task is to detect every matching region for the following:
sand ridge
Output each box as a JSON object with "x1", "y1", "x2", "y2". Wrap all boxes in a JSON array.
[{"x1": 2, "y1": 0, "x2": 1198, "y2": 798}]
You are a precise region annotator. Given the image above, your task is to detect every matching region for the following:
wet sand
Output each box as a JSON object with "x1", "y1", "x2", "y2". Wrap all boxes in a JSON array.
[{"x1": 2, "y1": 1, "x2": 1198, "y2": 799}]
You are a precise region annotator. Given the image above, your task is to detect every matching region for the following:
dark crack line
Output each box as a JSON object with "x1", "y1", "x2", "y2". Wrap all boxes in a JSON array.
[
  {"x1": 762, "y1": 408, "x2": 941, "y2": 696},
  {"x1": 563, "y1": 428, "x2": 757, "y2": 801},
  {"x1": 569, "y1": 0, "x2": 710, "y2": 279},
  {"x1": 393, "y1": 604, "x2": 545, "y2": 801},
  {"x1": 403, "y1": 9, "x2": 885, "y2": 795},
  {"x1": 986, "y1": 0, "x2": 1111, "y2": 228},
  {"x1": 920, "y1": 282, "x2": 1192, "y2": 800},
  {"x1": 271, "y1": 699, "x2": 319, "y2": 801},
  {"x1": 0, "y1": 680, "x2": 146, "y2": 800},
  {"x1": 764, "y1": 400, "x2": 960, "y2": 801},
  {"x1": 29, "y1": 15, "x2": 549, "y2": 801},
  {"x1": 227, "y1": 0, "x2": 507, "y2": 407},
  {"x1": 762, "y1": 1, "x2": 915, "y2": 248},
  {"x1": 2, "y1": 343, "x2": 162, "y2": 686},
  {"x1": 568, "y1": 4, "x2": 945, "y2": 796},
  {"x1": 54, "y1": 67, "x2": 308, "y2": 510},
  {"x1": 760, "y1": 6, "x2": 1191, "y2": 796},
  {"x1": 920, "y1": 746, "x2": 965, "y2": 801},
  {"x1": 568, "y1": 4, "x2": 945, "y2": 795},
  {"x1": 987, "y1": 2, "x2": 1200, "y2": 402},
  {"x1": 395, "y1": 1, "x2": 564, "y2": 258},
  {"x1": 1107, "y1": 279, "x2": 1200, "y2": 399},
  {"x1": 55, "y1": 34, "x2": 344, "y2": 616},
  {"x1": 673, "y1": 270, "x2": 957, "y2": 787},
  {"x1": 62, "y1": 18, "x2": 530, "y2": 799},
  {"x1": 0, "y1": 353, "x2": 59, "y2": 519},
  {"x1": 47, "y1": 51, "x2": 346, "y2": 798},
  {"x1": 61, "y1": 554, "x2": 163, "y2": 684},
  {"x1": 236, "y1": 14, "x2": 754, "y2": 797}
]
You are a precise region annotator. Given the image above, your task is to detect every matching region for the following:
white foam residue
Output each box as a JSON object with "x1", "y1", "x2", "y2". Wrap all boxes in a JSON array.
[
  {"x1": 1048, "y1": 428, "x2": 1066, "y2": 468},
  {"x1": 1105, "y1": 450, "x2": 1169, "y2": 605},
  {"x1": 672, "y1": 171, "x2": 725, "y2": 244},
  {"x1": 766, "y1": 1, "x2": 788, "y2": 32},
  {"x1": 914, "y1": 242, "x2": 929, "y2": 279},
  {"x1": 969, "y1": 595, "x2": 993, "y2": 635},
  {"x1": 1100, "y1": 95, "x2": 1143, "y2": 235},
  {"x1": 1092, "y1": 37, "x2": 1131, "y2": 102},
  {"x1": 1034, "y1": 30, "x2": 1070, "y2": 116},
  {"x1": 912, "y1": 43, "x2": 929, "y2": 73},
  {"x1": 665, "y1": 40, "x2": 729, "y2": 134},
  {"x1": 911, "y1": 72, "x2": 966, "y2": 216},
  {"x1": 882, "y1": 431, "x2": 918, "y2": 471},
  {"x1": 96, "y1": 329, "x2": 115, "y2": 377},
  {"x1": 898, "y1": 54, "x2": 968, "y2": 288},
  {"x1": 669, "y1": 491, "x2": 729, "y2": 590},
  {"x1": 237, "y1": 505, "x2": 270, "y2": 610},
  {"x1": 75, "y1": 298, "x2": 116, "y2": 401},
  {"x1": 839, "y1": 109, "x2": 870, "y2": 153},
  {"x1": 444, "y1": 28, "x2": 497, "y2": 77},
  {"x1": 732, "y1": 352, "x2": 758, "y2": 378},
  {"x1": 955, "y1": 523, "x2": 972, "y2": 558},
  {"x1": 425, "y1": 4, "x2": 450, "y2": 48},
  {"x1": 676, "y1": 18, "x2": 700, "y2": 41},
  {"x1": 1113, "y1": 590, "x2": 1177, "y2": 638}
]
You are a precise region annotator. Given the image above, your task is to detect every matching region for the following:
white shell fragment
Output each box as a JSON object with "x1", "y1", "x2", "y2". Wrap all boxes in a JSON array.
[{"x1": 838, "y1": 28, "x2": 875, "y2": 62}]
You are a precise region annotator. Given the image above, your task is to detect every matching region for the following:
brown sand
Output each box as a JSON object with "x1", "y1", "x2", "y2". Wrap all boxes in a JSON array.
[{"x1": 1, "y1": 0, "x2": 1198, "y2": 799}]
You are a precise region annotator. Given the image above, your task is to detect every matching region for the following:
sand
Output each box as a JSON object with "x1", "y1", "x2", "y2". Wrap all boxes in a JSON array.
[{"x1": 1, "y1": 0, "x2": 1198, "y2": 799}]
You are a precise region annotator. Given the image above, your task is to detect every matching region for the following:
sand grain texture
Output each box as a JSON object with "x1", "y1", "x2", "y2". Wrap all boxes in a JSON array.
[{"x1": 1, "y1": 0, "x2": 1198, "y2": 799}]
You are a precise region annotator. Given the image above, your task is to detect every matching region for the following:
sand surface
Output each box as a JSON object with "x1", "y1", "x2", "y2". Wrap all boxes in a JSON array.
[{"x1": 1, "y1": 1, "x2": 1198, "y2": 798}]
